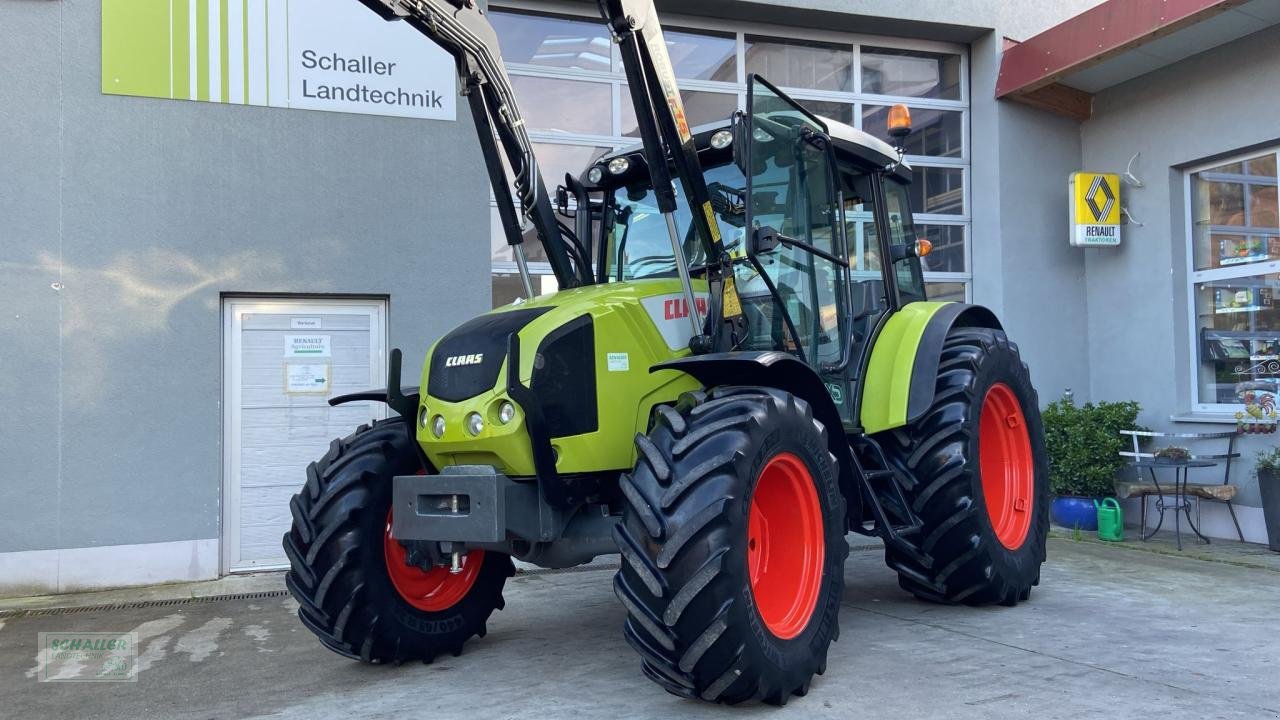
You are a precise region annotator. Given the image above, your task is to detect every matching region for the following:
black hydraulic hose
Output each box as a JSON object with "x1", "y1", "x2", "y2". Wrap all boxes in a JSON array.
[{"x1": 557, "y1": 221, "x2": 590, "y2": 282}]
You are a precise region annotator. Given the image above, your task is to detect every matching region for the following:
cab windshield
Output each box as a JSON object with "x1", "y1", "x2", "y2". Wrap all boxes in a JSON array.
[{"x1": 603, "y1": 163, "x2": 746, "y2": 281}]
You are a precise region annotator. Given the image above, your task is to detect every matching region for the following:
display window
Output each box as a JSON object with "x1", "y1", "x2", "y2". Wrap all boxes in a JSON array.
[{"x1": 1189, "y1": 149, "x2": 1280, "y2": 422}]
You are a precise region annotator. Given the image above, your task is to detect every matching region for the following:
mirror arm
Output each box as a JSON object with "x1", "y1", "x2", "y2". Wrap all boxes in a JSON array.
[{"x1": 751, "y1": 226, "x2": 849, "y2": 268}]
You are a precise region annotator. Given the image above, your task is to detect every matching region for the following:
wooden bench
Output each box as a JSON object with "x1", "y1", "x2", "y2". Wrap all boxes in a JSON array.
[{"x1": 1114, "y1": 481, "x2": 1238, "y2": 502}]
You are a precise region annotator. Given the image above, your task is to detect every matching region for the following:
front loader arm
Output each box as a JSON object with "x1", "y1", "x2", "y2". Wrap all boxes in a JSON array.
[
  {"x1": 354, "y1": 0, "x2": 586, "y2": 289},
  {"x1": 597, "y1": 0, "x2": 745, "y2": 352}
]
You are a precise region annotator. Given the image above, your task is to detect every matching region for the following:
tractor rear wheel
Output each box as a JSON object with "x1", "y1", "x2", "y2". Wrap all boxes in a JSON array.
[
  {"x1": 879, "y1": 327, "x2": 1048, "y2": 606},
  {"x1": 283, "y1": 417, "x2": 513, "y2": 663},
  {"x1": 614, "y1": 387, "x2": 847, "y2": 705}
]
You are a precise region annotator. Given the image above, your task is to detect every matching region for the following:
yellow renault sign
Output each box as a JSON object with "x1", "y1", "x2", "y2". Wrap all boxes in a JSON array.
[{"x1": 1069, "y1": 172, "x2": 1121, "y2": 247}]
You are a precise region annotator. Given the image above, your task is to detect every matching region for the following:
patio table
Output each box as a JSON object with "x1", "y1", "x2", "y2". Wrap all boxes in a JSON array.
[{"x1": 1131, "y1": 458, "x2": 1216, "y2": 550}]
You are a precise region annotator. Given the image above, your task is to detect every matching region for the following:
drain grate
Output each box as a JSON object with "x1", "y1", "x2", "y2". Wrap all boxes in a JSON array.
[{"x1": 0, "y1": 589, "x2": 291, "y2": 620}]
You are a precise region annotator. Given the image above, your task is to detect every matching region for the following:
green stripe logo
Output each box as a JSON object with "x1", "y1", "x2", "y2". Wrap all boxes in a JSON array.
[{"x1": 101, "y1": 0, "x2": 458, "y2": 121}]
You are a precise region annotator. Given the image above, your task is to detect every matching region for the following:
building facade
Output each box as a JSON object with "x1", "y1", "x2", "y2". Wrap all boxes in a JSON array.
[{"x1": 1, "y1": 0, "x2": 1276, "y2": 595}]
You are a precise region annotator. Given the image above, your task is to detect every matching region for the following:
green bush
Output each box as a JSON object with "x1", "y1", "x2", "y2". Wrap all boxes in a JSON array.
[{"x1": 1041, "y1": 399, "x2": 1142, "y2": 497}]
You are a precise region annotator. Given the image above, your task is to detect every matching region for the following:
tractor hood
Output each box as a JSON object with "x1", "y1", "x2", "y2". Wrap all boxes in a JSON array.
[
  {"x1": 415, "y1": 279, "x2": 707, "y2": 477},
  {"x1": 426, "y1": 307, "x2": 552, "y2": 403}
]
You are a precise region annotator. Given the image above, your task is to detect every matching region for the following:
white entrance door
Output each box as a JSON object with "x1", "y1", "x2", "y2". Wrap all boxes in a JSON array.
[{"x1": 223, "y1": 298, "x2": 388, "y2": 572}]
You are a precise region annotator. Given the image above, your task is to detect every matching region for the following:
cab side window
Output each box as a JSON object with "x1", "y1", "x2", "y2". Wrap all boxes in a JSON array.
[
  {"x1": 884, "y1": 178, "x2": 926, "y2": 302},
  {"x1": 843, "y1": 172, "x2": 882, "y2": 278}
]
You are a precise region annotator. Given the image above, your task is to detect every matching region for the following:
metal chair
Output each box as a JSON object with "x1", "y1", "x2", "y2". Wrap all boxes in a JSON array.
[{"x1": 1117, "y1": 430, "x2": 1245, "y2": 547}]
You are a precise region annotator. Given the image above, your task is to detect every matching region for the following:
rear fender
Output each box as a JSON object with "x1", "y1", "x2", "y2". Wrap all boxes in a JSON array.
[
  {"x1": 654, "y1": 352, "x2": 862, "y2": 524},
  {"x1": 860, "y1": 302, "x2": 1001, "y2": 434}
]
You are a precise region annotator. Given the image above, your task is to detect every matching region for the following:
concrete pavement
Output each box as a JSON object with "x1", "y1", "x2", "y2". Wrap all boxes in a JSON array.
[{"x1": 2, "y1": 538, "x2": 1278, "y2": 719}]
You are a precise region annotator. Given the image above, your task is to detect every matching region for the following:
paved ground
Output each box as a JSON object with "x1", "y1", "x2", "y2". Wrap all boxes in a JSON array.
[{"x1": 2, "y1": 537, "x2": 1278, "y2": 719}]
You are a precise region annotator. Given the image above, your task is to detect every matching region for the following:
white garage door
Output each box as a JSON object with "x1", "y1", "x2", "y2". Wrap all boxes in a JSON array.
[{"x1": 222, "y1": 298, "x2": 387, "y2": 572}]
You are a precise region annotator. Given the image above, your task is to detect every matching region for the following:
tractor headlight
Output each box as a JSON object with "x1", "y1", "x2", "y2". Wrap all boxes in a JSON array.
[
  {"x1": 587, "y1": 166, "x2": 604, "y2": 184},
  {"x1": 465, "y1": 412, "x2": 485, "y2": 436},
  {"x1": 710, "y1": 129, "x2": 733, "y2": 150},
  {"x1": 418, "y1": 406, "x2": 430, "y2": 429},
  {"x1": 498, "y1": 401, "x2": 516, "y2": 425},
  {"x1": 607, "y1": 156, "x2": 631, "y2": 175},
  {"x1": 431, "y1": 415, "x2": 446, "y2": 439}
]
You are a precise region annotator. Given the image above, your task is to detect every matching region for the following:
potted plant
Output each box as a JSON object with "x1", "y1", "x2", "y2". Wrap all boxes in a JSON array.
[
  {"x1": 1255, "y1": 447, "x2": 1280, "y2": 552},
  {"x1": 1042, "y1": 398, "x2": 1142, "y2": 531}
]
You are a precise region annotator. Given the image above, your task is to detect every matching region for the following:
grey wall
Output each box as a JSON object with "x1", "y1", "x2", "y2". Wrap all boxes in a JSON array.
[
  {"x1": 1081, "y1": 28, "x2": 1280, "y2": 507},
  {"x1": 0, "y1": 0, "x2": 491, "y2": 553}
]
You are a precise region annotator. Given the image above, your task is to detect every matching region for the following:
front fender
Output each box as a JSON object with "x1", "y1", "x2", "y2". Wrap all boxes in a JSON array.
[{"x1": 860, "y1": 302, "x2": 1001, "y2": 434}]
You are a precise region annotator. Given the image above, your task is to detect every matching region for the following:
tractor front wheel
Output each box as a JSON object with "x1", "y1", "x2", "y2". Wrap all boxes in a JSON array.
[
  {"x1": 283, "y1": 417, "x2": 513, "y2": 663},
  {"x1": 880, "y1": 327, "x2": 1049, "y2": 606},
  {"x1": 614, "y1": 387, "x2": 847, "y2": 705}
]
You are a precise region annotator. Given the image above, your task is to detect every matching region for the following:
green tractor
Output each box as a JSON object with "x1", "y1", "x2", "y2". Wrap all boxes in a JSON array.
[{"x1": 284, "y1": 0, "x2": 1049, "y2": 705}]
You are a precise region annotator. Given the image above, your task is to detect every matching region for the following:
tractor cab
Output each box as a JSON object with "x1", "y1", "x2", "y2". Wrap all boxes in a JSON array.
[{"x1": 568, "y1": 75, "x2": 931, "y2": 427}]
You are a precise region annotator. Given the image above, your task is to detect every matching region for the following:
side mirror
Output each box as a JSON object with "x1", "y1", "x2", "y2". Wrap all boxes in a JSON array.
[
  {"x1": 554, "y1": 184, "x2": 575, "y2": 218},
  {"x1": 750, "y1": 225, "x2": 782, "y2": 256},
  {"x1": 731, "y1": 111, "x2": 749, "y2": 174}
]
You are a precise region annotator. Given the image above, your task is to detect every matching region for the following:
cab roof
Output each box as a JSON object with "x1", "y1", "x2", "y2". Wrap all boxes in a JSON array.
[{"x1": 587, "y1": 115, "x2": 910, "y2": 188}]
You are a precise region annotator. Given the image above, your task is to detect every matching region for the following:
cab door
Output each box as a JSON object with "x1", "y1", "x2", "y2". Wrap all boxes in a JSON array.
[{"x1": 738, "y1": 75, "x2": 855, "y2": 421}]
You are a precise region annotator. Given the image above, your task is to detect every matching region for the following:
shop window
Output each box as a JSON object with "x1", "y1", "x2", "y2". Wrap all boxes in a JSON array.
[
  {"x1": 492, "y1": 272, "x2": 558, "y2": 307},
  {"x1": 861, "y1": 47, "x2": 961, "y2": 100},
  {"x1": 1189, "y1": 150, "x2": 1280, "y2": 409},
  {"x1": 909, "y1": 166, "x2": 964, "y2": 216},
  {"x1": 916, "y1": 224, "x2": 965, "y2": 273},
  {"x1": 509, "y1": 76, "x2": 612, "y2": 136},
  {"x1": 490, "y1": 206, "x2": 547, "y2": 264},
  {"x1": 490, "y1": 9, "x2": 612, "y2": 72},
  {"x1": 620, "y1": 88, "x2": 737, "y2": 137},
  {"x1": 925, "y1": 282, "x2": 967, "y2": 303},
  {"x1": 744, "y1": 35, "x2": 853, "y2": 92},
  {"x1": 664, "y1": 28, "x2": 737, "y2": 82},
  {"x1": 798, "y1": 99, "x2": 854, "y2": 125},
  {"x1": 532, "y1": 143, "x2": 612, "y2": 188},
  {"x1": 863, "y1": 105, "x2": 962, "y2": 158}
]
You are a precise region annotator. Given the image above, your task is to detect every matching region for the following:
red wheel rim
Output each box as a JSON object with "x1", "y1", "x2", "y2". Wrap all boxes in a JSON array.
[
  {"x1": 747, "y1": 452, "x2": 825, "y2": 640},
  {"x1": 978, "y1": 383, "x2": 1035, "y2": 550},
  {"x1": 384, "y1": 509, "x2": 484, "y2": 612}
]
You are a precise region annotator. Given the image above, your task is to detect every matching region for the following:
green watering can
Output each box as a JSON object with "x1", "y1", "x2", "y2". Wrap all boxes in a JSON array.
[{"x1": 1094, "y1": 498, "x2": 1124, "y2": 542}]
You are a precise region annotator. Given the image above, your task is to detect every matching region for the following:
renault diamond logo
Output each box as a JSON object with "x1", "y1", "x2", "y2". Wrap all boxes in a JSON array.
[{"x1": 1084, "y1": 174, "x2": 1116, "y2": 223}]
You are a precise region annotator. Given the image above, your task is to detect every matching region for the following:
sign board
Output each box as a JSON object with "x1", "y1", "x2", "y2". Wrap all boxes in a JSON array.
[
  {"x1": 285, "y1": 363, "x2": 330, "y2": 394},
  {"x1": 101, "y1": 0, "x2": 456, "y2": 121},
  {"x1": 290, "y1": 317, "x2": 322, "y2": 329},
  {"x1": 1069, "y1": 172, "x2": 1121, "y2": 247},
  {"x1": 285, "y1": 335, "x2": 331, "y2": 357}
]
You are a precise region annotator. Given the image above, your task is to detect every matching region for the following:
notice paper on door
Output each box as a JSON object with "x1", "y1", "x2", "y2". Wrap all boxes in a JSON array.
[
  {"x1": 285, "y1": 334, "x2": 331, "y2": 357},
  {"x1": 285, "y1": 363, "x2": 331, "y2": 394}
]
